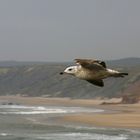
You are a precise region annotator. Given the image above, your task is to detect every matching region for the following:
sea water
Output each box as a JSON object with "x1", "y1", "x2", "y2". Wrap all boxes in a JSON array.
[{"x1": 0, "y1": 105, "x2": 139, "y2": 140}]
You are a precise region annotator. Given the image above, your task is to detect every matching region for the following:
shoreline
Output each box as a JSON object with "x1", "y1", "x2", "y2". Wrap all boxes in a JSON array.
[{"x1": 0, "y1": 95, "x2": 140, "y2": 129}]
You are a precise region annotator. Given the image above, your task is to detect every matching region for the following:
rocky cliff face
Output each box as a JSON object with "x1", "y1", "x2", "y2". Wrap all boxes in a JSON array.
[{"x1": 0, "y1": 58, "x2": 139, "y2": 99}]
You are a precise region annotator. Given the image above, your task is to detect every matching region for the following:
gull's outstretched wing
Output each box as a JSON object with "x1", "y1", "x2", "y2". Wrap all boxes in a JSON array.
[
  {"x1": 75, "y1": 59, "x2": 106, "y2": 71},
  {"x1": 86, "y1": 79, "x2": 104, "y2": 87}
]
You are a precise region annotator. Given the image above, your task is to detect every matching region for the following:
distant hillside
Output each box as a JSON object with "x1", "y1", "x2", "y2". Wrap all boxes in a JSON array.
[
  {"x1": 0, "y1": 57, "x2": 139, "y2": 67},
  {"x1": 0, "y1": 61, "x2": 48, "y2": 67},
  {"x1": 107, "y1": 57, "x2": 140, "y2": 67},
  {"x1": 0, "y1": 58, "x2": 139, "y2": 99}
]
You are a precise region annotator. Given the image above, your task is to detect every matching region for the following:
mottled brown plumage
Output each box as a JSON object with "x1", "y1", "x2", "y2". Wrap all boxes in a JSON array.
[{"x1": 60, "y1": 59, "x2": 128, "y2": 87}]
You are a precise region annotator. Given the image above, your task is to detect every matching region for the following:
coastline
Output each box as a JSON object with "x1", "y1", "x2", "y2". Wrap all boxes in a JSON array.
[{"x1": 0, "y1": 95, "x2": 140, "y2": 129}]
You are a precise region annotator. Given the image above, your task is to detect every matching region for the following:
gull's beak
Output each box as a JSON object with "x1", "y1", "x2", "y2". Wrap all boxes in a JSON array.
[
  {"x1": 60, "y1": 72, "x2": 64, "y2": 75},
  {"x1": 60, "y1": 69, "x2": 67, "y2": 75}
]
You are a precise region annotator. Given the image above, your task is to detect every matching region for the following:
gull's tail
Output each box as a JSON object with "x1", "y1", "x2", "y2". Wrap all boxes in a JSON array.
[
  {"x1": 113, "y1": 72, "x2": 128, "y2": 78},
  {"x1": 107, "y1": 69, "x2": 128, "y2": 78}
]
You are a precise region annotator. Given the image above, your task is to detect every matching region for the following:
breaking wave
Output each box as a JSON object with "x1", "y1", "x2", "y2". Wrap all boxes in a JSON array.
[
  {"x1": 37, "y1": 132, "x2": 128, "y2": 140},
  {"x1": 0, "y1": 105, "x2": 104, "y2": 115}
]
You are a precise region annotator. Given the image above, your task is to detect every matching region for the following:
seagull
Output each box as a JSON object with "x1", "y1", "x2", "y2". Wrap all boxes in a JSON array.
[{"x1": 60, "y1": 59, "x2": 128, "y2": 87}]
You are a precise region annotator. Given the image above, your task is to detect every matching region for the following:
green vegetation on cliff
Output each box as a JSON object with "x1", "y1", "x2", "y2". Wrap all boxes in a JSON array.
[{"x1": 0, "y1": 58, "x2": 139, "y2": 98}]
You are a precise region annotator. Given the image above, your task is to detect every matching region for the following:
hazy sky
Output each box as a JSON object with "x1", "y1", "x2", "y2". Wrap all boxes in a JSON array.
[{"x1": 0, "y1": 0, "x2": 140, "y2": 61}]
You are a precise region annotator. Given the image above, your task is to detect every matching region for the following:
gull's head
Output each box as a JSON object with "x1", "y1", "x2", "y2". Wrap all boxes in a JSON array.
[{"x1": 60, "y1": 66, "x2": 78, "y2": 75}]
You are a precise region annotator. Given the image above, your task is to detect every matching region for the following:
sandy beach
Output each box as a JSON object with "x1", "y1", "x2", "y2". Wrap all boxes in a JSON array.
[{"x1": 0, "y1": 95, "x2": 140, "y2": 129}]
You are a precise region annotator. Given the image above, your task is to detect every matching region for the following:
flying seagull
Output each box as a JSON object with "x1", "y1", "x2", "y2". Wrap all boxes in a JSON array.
[{"x1": 60, "y1": 59, "x2": 128, "y2": 87}]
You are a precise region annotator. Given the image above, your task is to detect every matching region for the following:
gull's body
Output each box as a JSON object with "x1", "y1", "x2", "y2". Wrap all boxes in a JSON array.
[{"x1": 60, "y1": 59, "x2": 128, "y2": 87}]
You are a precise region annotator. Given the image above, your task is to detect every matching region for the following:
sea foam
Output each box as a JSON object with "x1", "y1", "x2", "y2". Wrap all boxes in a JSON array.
[{"x1": 0, "y1": 105, "x2": 104, "y2": 115}]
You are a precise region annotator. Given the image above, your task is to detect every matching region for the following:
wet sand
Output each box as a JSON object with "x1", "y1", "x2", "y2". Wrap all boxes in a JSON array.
[{"x1": 0, "y1": 95, "x2": 140, "y2": 128}]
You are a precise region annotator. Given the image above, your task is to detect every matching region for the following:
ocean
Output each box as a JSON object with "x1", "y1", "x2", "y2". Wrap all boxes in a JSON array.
[{"x1": 0, "y1": 104, "x2": 139, "y2": 140}]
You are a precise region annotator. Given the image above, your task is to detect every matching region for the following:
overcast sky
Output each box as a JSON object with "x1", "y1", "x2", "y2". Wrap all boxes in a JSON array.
[{"x1": 0, "y1": 0, "x2": 140, "y2": 61}]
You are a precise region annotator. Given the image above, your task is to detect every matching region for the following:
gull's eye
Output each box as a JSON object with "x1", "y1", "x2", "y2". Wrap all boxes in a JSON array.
[{"x1": 68, "y1": 68, "x2": 72, "y2": 71}]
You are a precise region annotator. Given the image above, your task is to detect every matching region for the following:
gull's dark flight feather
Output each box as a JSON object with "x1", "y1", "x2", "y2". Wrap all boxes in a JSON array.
[{"x1": 86, "y1": 79, "x2": 104, "y2": 87}]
